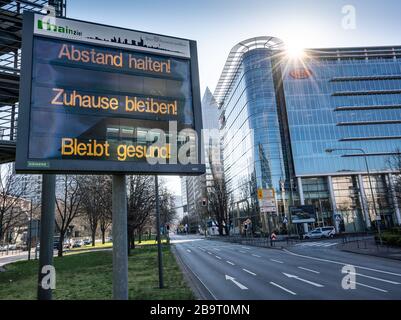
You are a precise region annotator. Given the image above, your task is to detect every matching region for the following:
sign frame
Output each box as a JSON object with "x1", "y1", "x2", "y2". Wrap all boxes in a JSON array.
[{"x1": 16, "y1": 12, "x2": 205, "y2": 175}]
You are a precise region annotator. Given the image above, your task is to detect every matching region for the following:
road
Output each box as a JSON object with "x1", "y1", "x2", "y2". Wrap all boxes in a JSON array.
[{"x1": 172, "y1": 234, "x2": 401, "y2": 300}]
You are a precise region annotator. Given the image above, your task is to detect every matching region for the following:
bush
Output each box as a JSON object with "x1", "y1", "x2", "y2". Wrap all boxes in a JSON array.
[
  {"x1": 390, "y1": 227, "x2": 401, "y2": 235},
  {"x1": 379, "y1": 232, "x2": 401, "y2": 247}
]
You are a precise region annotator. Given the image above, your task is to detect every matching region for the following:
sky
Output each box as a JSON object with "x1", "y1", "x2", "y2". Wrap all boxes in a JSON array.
[{"x1": 67, "y1": 0, "x2": 401, "y2": 196}]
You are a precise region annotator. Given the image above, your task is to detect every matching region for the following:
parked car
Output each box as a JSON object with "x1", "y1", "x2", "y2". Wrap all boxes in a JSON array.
[
  {"x1": 7, "y1": 244, "x2": 17, "y2": 250},
  {"x1": 303, "y1": 226, "x2": 336, "y2": 239},
  {"x1": 72, "y1": 240, "x2": 84, "y2": 248},
  {"x1": 83, "y1": 239, "x2": 91, "y2": 246}
]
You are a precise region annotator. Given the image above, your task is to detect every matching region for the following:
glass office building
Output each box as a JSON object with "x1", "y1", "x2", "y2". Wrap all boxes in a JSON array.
[{"x1": 215, "y1": 37, "x2": 401, "y2": 235}]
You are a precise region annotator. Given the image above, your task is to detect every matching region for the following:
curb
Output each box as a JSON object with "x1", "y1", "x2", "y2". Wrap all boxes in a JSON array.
[{"x1": 339, "y1": 247, "x2": 401, "y2": 261}]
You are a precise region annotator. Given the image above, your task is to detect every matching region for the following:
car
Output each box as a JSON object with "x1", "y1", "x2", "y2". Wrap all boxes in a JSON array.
[
  {"x1": 303, "y1": 226, "x2": 336, "y2": 239},
  {"x1": 83, "y1": 239, "x2": 91, "y2": 245},
  {"x1": 72, "y1": 240, "x2": 84, "y2": 248},
  {"x1": 7, "y1": 244, "x2": 17, "y2": 250}
]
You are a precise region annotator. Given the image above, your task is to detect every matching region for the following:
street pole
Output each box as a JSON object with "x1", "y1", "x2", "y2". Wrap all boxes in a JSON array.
[
  {"x1": 37, "y1": 174, "x2": 56, "y2": 300},
  {"x1": 155, "y1": 175, "x2": 164, "y2": 289},
  {"x1": 362, "y1": 154, "x2": 382, "y2": 245},
  {"x1": 112, "y1": 174, "x2": 128, "y2": 300},
  {"x1": 28, "y1": 199, "x2": 33, "y2": 261}
]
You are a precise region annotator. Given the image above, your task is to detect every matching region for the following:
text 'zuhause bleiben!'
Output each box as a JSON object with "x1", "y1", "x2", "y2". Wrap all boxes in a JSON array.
[{"x1": 52, "y1": 88, "x2": 178, "y2": 116}]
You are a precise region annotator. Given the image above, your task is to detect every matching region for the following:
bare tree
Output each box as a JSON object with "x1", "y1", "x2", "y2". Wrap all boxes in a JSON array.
[
  {"x1": 55, "y1": 175, "x2": 83, "y2": 257},
  {"x1": 78, "y1": 175, "x2": 111, "y2": 246},
  {"x1": 386, "y1": 150, "x2": 401, "y2": 226},
  {"x1": 159, "y1": 186, "x2": 177, "y2": 229},
  {"x1": 127, "y1": 175, "x2": 156, "y2": 253},
  {"x1": 0, "y1": 163, "x2": 29, "y2": 244},
  {"x1": 97, "y1": 175, "x2": 112, "y2": 244},
  {"x1": 206, "y1": 155, "x2": 229, "y2": 236}
]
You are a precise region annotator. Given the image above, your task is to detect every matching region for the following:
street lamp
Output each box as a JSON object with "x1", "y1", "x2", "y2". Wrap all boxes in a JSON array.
[{"x1": 325, "y1": 148, "x2": 382, "y2": 244}]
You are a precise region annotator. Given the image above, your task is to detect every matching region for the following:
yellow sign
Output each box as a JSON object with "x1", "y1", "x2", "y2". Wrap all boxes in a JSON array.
[{"x1": 257, "y1": 188, "x2": 275, "y2": 200}]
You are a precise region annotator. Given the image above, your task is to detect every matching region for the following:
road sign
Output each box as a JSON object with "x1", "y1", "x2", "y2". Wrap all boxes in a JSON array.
[
  {"x1": 283, "y1": 217, "x2": 288, "y2": 224},
  {"x1": 16, "y1": 12, "x2": 205, "y2": 175},
  {"x1": 260, "y1": 206, "x2": 277, "y2": 213},
  {"x1": 258, "y1": 188, "x2": 277, "y2": 213},
  {"x1": 257, "y1": 188, "x2": 275, "y2": 200},
  {"x1": 289, "y1": 205, "x2": 316, "y2": 224},
  {"x1": 259, "y1": 200, "x2": 276, "y2": 207}
]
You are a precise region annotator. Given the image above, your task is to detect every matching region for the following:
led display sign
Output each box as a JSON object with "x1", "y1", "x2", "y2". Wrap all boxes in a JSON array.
[{"x1": 16, "y1": 12, "x2": 205, "y2": 175}]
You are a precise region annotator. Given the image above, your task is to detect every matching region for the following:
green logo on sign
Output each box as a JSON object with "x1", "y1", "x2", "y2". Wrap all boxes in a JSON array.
[
  {"x1": 37, "y1": 19, "x2": 82, "y2": 36},
  {"x1": 27, "y1": 161, "x2": 50, "y2": 168}
]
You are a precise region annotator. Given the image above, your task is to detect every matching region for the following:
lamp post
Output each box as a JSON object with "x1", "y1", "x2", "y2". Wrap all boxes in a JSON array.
[{"x1": 325, "y1": 148, "x2": 382, "y2": 244}]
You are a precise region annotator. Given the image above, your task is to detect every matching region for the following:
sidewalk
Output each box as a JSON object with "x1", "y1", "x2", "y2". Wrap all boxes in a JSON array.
[{"x1": 339, "y1": 238, "x2": 401, "y2": 261}]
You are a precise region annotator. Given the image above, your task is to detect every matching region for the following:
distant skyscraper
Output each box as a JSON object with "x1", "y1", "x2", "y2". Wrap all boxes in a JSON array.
[{"x1": 180, "y1": 87, "x2": 223, "y2": 226}]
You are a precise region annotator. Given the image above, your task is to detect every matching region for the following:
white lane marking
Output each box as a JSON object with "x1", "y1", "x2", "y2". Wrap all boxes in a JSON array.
[
  {"x1": 198, "y1": 247, "x2": 206, "y2": 252},
  {"x1": 242, "y1": 246, "x2": 251, "y2": 250},
  {"x1": 350, "y1": 281, "x2": 388, "y2": 293},
  {"x1": 252, "y1": 254, "x2": 261, "y2": 258},
  {"x1": 214, "y1": 248, "x2": 221, "y2": 251},
  {"x1": 283, "y1": 272, "x2": 324, "y2": 287},
  {"x1": 323, "y1": 242, "x2": 338, "y2": 247},
  {"x1": 225, "y1": 275, "x2": 248, "y2": 290},
  {"x1": 350, "y1": 273, "x2": 400, "y2": 285},
  {"x1": 283, "y1": 248, "x2": 401, "y2": 277},
  {"x1": 270, "y1": 259, "x2": 284, "y2": 264},
  {"x1": 296, "y1": 242, "x2": 338, "y2": 247},
  {"x1": 270, "y1": 282, "x2": 297, "y2": 295},
  {"x1": 215, "y1": 255, "x2": 222, "y2": 260},
  {"x1": 207, "y1": 251, "x2": 213, "y2": 255},
  {"x1": 239, "y1": 250, "x2": 247, "y2": 254},
  {"x1": 186, "y1": 249, "x2": 191, "y2": 253},
  {"x1": 298, "y1": 267, "x2": 320, "y2": 274},
  {"x1": 242, "y1": 268, "x2": 257, "y2": 276},
  {"x1": 226, "y1": 260, "x2": 235, "y2": 266}
]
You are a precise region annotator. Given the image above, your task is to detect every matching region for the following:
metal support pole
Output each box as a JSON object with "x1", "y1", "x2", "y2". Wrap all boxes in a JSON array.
[
  {"x1": 37, "y1": 174, "x2": 56, "y2": 300},
  {"x1": 28, "y1": 199, "x2": 33, "y2": 261},
  {"x1": 112, "y1": 174, "x2": 128, "y2": 300},
  {"x1": 362, "y1": 155, "x2": 382, "y2": 244},
  {"x1": 155, "y1": 175, "x2": 164, "y2": 289},
  {"x1": 327, "y1": 176, "x2": 339, "y2": 233}
]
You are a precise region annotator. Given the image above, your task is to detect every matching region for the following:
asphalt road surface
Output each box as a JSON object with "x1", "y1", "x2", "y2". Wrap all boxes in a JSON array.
[{"x1": 172, "y1": 234, "x2": 401, "y2": 300}]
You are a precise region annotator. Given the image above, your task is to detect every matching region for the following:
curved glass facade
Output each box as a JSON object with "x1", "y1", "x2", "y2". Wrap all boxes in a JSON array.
[{"x1": 222, "y1": 49, "x2": 288, "y2": 234}]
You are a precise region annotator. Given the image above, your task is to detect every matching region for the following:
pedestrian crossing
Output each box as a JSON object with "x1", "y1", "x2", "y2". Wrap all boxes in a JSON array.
[{"x1": 295, "y1": 241, "x2": 339, "y2": 248}]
